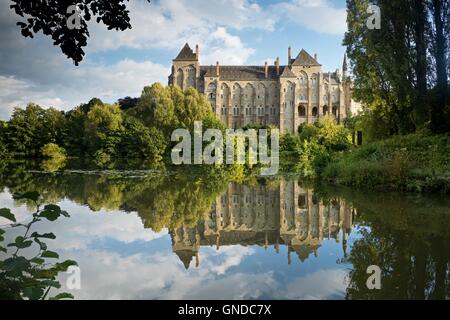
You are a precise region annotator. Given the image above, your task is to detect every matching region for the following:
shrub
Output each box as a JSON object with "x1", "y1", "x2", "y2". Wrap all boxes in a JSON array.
[{"x1": 41, "y1": 143, "x2": 66, "y2": 160}]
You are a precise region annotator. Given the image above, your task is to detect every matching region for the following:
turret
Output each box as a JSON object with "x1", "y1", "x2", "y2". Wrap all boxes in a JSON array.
[
  {"x1": 275, "y1": 57, "x2": 280, "y2": 75},
  {"x1": 264, "y1": 61, "x2": 268, "y2": 79},
  {"x1": 288, "y1": 46, "x2": 292, "y2": 65},
  {"x1": 216, "y1": 61, "x2": 220, "y2": 77}
]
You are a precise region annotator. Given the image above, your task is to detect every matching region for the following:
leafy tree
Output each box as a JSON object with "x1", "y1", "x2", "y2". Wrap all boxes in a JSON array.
[
  {"x1": 85, "y1": 102, "x2": 124, "y2": 160},
  {"x1": 9, "y1": 0, "x2": 151, "y2": 65},
  {"x1": 128, "y1": 83, "x2": 214, "y2": 135},
  {"x1": 119, "y1": 116, "x2": 166, "y2": 161}
]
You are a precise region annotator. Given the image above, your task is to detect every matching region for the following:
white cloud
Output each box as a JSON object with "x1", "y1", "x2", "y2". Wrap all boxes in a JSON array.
[{"x1": 273, "y1": 0, "x2": 347, "y2": 35}]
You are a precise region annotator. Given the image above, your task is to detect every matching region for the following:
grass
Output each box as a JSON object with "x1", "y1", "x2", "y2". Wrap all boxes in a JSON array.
[{"x1": 322, "y1": 133, "x2": 450, "y2": 193}]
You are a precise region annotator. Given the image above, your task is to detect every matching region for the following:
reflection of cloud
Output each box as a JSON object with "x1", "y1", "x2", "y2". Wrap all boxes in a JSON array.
[
  {"x1": 208, "y1": 246, "x2": 255, "y2": 275},
  {"x1": 275, "y1": 269, "x2": 349, "y2": 299}
]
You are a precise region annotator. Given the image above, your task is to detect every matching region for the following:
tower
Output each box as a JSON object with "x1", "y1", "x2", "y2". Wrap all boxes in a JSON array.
[{"x1": 170, "y1": 43, "x2": 199, "y2": 90}]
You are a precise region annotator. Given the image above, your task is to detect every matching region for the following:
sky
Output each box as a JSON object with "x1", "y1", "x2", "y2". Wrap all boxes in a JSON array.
[{"x1": 0, "y1": 0, "x2": 349, "y2": 120}]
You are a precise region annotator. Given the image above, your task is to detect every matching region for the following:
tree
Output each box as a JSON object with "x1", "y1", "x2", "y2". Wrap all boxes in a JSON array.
[
  {"x1": 119, "y1": 116, "x2": 166, "y2": 161},
  {"x1": 9, "y1": 0, "x2": 150, "y2": 65},
  {"x1": 128, "y1": 83, "x2": 215, "y2": 135},
  {"x1": 428, "y1": 0, "x2": 450, "y2": 133},
  {"x1": 85, "y1": 102, "x2": 124, "y2": 159}
]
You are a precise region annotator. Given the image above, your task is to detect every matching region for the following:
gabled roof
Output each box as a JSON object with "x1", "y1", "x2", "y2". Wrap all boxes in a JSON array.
[
  {"x1": 174, "y1": 43, "x2": 197, "y2": 61},
  {"x1": 292, "y1": 49, "x2": 321, "y2": 66},
  {"x1": 279, "y1": 66, "x2": 296, "y2": 78}
]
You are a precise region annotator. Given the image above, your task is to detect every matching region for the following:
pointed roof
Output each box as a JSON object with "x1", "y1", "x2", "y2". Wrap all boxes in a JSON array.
[
  {"x1": 279, "y1": 66, "x2": 296, "y2": 78},
  {"x1": 174, "y1": 250, "x2": 196, "y2": 269},
  {"x1": 174, "y1": 43, "x2": 197, "y2": 61},
  {"x1": 292, "y1": 49, "x2": 321, "y2": 66}
]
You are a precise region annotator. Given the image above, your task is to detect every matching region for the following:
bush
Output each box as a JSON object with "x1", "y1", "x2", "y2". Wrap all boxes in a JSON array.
[
  {"x1": 41, "y1": 143, "x2": 66, "y2": 160},
  {"x1": 322, "y1": 133, "x2": 450, "y2": 193}
]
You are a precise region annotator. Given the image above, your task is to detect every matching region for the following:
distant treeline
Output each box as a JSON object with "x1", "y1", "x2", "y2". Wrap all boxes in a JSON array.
[{"x1": 0, "y1": 83, "x2": 224, "y2": 165}]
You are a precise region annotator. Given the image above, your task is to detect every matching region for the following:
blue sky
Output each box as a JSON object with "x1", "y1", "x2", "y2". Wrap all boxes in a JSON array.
[{"x1": 0, "y1": 0, "x2": 348, "y2": 119}]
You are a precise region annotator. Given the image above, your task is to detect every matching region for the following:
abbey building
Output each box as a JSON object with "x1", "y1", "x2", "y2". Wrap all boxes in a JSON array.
[{"x1": 169, "y1": 43, "x2": 358, "y2": 134}]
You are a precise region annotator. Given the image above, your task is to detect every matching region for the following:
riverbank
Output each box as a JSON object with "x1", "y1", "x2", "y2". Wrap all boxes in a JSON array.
[{"x1": 321, "y1": 133, "x2": 450, "y2": 193}]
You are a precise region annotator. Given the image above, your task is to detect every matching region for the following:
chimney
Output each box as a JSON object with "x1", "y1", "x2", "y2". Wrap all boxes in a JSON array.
[
  {"x1": 275, "y1": 57, "x2": 280, "y2": 75},
  {"x1": 216, "y1": 61, "x2": 220, "y2": 76},
  {"x1": 314, "y1": 53, "x2": 318, "y2": 61},
  {"x1": 288, "y1": 46, "x2": 292, "y2": 64},
  {"x1": 195, "y1": 44, "x2": 199, "y2": 60},
  {"x1": 264, "y1": 61, "x2": 268, "y2": 78}
]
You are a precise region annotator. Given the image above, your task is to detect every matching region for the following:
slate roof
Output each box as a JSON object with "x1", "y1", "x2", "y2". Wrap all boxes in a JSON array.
[
  {"x1": 174, "y1": 43, "x2": 197, "y2": 61},
  {"x1": 292, "y1": 49, "x2": 321, "y2": 66},
  {"x1": 200, "y1": 65, "x2": 291, "y2": 81}
]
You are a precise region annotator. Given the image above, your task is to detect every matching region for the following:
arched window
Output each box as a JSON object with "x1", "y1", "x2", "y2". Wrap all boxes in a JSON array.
[
  {"x1": 312, "y1": 107, "x2": 318, "y2": 117},
  {"x1": 176, "y1": 69, "x2": 184, "y2": 88},
  {"x1": 298, "y1": 105, "x2": 306, "y2": 117},
  {"x1": 298, "y1": 194, "x2": 306, "y2": 208},
  {"x1": 323, "y1": 106, "x2": 328, "y2": 115},
  {"x1": 332, "y1": 106, "x2": 338, "y2": 117}
]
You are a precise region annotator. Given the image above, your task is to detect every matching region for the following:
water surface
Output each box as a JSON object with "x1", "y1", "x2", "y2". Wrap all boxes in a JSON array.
[{"x1": 0, "y1": 163, "x2": 449, "y2": 299}]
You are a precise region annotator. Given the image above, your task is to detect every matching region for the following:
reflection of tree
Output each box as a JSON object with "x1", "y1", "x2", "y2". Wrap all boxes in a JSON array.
[
  {"x1": 330, "y1": 187, "x2": 450, "y2": 300},
  {"x1": 0, "y1": 163, "x2": 234, "y2": 232}
]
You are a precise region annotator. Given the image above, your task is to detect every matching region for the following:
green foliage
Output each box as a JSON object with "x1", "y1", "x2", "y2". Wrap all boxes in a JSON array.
[
  {"x1": 0, "y1": 192, "x2": 77, "y2": 300},
  {"x1": 118, "y1": 116, "x2": 166, "y2": 161},
  {"x1": 291, "y1": 117, "x2": 352, "y2": 177},
  {"x1": 41, "y1": 143, "x2": 66, "y2": 160},
  {"x1": 322, "y1": 133, "x2": 450, "y2": 193},
  {"x1": 128, "y1": 83, "x2": 214, "y2": 135}
]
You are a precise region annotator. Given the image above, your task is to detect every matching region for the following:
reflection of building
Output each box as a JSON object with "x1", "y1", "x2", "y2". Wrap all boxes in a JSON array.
[
  {"x1": 171, "y1": 180, "x2": 353, "y2": 269},
  {"x1": 168, "y1": 43, "x2": 359, "y2": 133}
]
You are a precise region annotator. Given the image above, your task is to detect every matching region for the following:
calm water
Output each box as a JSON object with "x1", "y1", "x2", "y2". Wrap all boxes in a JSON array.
[{"x1": 0, "y1": 163, "x2": 449, "y2": 299}]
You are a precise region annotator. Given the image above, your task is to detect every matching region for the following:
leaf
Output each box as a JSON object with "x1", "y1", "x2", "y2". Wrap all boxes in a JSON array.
[
  {"x1": 23, "y1": 286, "x2": 45, "y2": 300},
  {"x1": 40, "y1": 279, "x2": 61, "y2": 289},
  {"x1": 0, "y1": 246, "x2": 6, "y2": 253},
  {"x1": 54, "y1": 259, "x2": 78, "y2": 271},
  {"x1": 34, "y1": 238, "x2": 47, "y2": 251},
  {"x1": 0, "y1": 208, "x2": 16, "y2": 222},
  {"x1": 1, "y1": 256, "x2": 31, "y2": 273},
  {"x1": 39, "y1": 205, "x2": 62, "y2": 221},
  {"x1": 30, "y1": 257, "x2": 45, "y2": 265},
  {"x1": 8, "y1": 236, "x2": 33, "y2": 249},
  {"x1": 13, "y1": 191, "x2": 40, "y2": 202},
  {"x1": 41, "y1": 250, "x2": 59, "y2": 259},
  {"x1": 49, "y1": 292, "x2": 74, "y2": 300},
  {"x1": 31, "y1": 232, "x2": 56, "y2": 239}
]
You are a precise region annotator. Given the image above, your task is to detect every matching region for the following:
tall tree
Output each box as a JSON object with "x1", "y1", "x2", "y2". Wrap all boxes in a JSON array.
[{"x1": 428, "y1": 0, "x2": 449, "y2": 133}]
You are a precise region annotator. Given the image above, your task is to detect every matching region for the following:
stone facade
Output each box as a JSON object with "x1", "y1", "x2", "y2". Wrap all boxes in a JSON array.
[
  {"x1": 169, "y1": 43, "x2": 357, "y2": 134},
  {"x1": 170, "y1": 180, "x2": 353, "y2": 269}
]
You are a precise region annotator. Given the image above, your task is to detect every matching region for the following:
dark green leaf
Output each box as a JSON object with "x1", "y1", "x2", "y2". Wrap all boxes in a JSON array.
[
  {"x1": 41, "y1": 250, "x2": 59, "y2": 259},
  {"x1": 30, "y1": 257, "x2": 45, "y2": 265},
  {"x1": 49, "y1": 292, "x2": 74, "y2": 300},
  {"x1": 34, "y1": 238, "x2": 47, "y2": 251},
  {"x1": 8, "y1": 236, "x2": 33, "y2": 249},
  {"x1": 0, "y1": 208, "x2": 16, "y2": 222},
  {"x1": 31, "y1": 232, "x2": 56, "y2": 239},
  {"x1": 54, "y1": 259, "x2": 78, "y2": 271},
  {"x1": 39, "y1": 210, "x2": 59, "y2": 221},
  {"x1": 40, "y1": 279, "x2": 61, "y2": 289},
  {"x1": 23, "y1": 286, "x2": 45, "y2": 300},
  {"x1": 60, "y1": 210, "x2": 70, "y2": 217},
  {"x1": 1, "y1": 256, "x2": 31, "y2": 273},
  {"x1": 0, "y1": 246, "x2": 6, "y2": 253}
]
